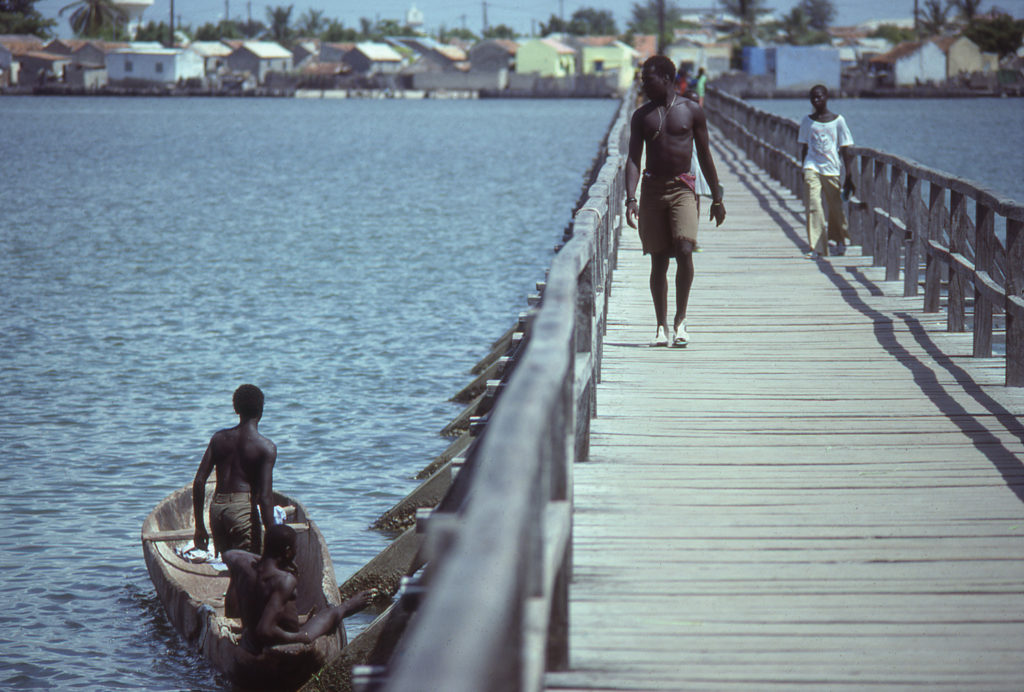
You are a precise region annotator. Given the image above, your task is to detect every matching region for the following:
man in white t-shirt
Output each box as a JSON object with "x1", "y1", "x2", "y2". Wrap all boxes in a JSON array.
[{"x1": 797, "y1": 84, "x2": 855, "y2": 259}]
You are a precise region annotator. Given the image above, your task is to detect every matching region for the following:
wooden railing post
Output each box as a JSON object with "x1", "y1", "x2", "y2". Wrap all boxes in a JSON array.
[
  {"x1": 973, "y1": 203, "x2": 996, "y2": 357},
  {"x1": 923, "y1": 182, "x2": 945, "y2": 313},
  {"x1": 871, "y1": 159, "x2": 887, "y2": 266},
  {"x1": 948, "y1": 190, "x2": 969, "y2": 332},
  {"x1": 886, "y1": 166, "x2": 905, "y2": 281},
  {"x1": 1006, "y1": 218, "x2": 1024, "y2": 386},
  {"x1": 903, "y1": 174, "x2": 924, "y2": 297}
]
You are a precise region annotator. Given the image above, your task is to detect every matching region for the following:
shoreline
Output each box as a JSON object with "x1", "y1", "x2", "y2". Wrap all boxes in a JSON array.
[{"x1": 4, "y1": 85, "x2": 1019, "y2": 99}]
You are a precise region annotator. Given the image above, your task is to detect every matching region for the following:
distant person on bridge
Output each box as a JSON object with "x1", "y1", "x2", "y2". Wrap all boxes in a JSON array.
[
  {"x1": 193, "y1": 384, "x2": 277, "y2": 557},
  {"x1": 223, "y1": 524, "x2": 373, "y2": 654},
  {"x1": 626, "y1": 55, "x2": 725, "y2": 347},
  {"x1": 676, "y1": 66, "x2": 713, "y2": 213},
  {"x1": 798, "y1": 84, "x2": 855, "y2": 259},
  {"x1": 695, "y1": 67, "x2": 707, "y2": 107}
]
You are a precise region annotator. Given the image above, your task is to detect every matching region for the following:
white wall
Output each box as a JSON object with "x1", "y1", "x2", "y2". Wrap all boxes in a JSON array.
[
  {"x1": 894, "y1": 42, "x2": 946, "y2": 85},
  {"x1": 107, "y1": 48, "x2": 203, "y2": 83}
]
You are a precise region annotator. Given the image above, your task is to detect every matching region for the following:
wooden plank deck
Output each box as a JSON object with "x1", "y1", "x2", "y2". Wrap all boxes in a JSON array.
[{"x1": 545, "y1": 134, "x2": 1024, "y2": 691}]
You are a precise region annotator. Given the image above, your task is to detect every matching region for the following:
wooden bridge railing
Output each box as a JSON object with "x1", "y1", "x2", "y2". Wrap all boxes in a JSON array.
[
  {"x1": 705, "y1": 87, "x2": 1024, "y2": 386},
  {"x1": 363, "y1": 95, "x2": 632, "y2": 692}
]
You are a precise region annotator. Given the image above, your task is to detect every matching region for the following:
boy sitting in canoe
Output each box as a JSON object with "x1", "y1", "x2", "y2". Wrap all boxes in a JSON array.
[{"x1": 223, "y1": 524, "x2": 372, "y2": 654}]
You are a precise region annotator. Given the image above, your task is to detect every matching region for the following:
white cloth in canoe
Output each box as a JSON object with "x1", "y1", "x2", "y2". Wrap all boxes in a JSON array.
[{"x1": 174, "y1": 505, "x2": 287, "y2": 570}]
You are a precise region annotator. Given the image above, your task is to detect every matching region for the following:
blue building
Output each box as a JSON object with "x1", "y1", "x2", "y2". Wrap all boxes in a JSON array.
[{"x1": 742, "y1": 45, "x2": 841, "y2": 91}]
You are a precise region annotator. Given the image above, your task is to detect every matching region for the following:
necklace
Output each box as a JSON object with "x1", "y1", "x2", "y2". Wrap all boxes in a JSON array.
[{"x1": 652, "y1": 93, "x2": 677, "y2": 141}]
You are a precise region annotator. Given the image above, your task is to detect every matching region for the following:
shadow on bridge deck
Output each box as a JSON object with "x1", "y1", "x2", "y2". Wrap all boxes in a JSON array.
[{"x1": 547, "y1": 132, "x2": 1024, "y2": 691}]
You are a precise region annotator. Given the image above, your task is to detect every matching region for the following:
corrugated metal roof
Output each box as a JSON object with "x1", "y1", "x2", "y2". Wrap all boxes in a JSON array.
[
  {"x1": 240, "y1": 41, "x2": 292, "y2": 59},
  {"x1": 189, "y1": 41, "x2": 232, "y2": 57},
  {"x1": 112, "y1": 44, "x2": 181, "y2": 55},
  {"x1": 436, "y1": 45, "x2": 467, "y2": 61},
  {"x1": 354, "y1": 42, "x2": 403, "y2": 62},
  {"x1": 539, "y1": 38, "x2": 576, "y2": 55}
]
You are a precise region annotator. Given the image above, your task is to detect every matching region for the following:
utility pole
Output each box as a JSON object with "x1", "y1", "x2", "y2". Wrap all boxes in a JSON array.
[
  {"x1": 168, "y1": 0, "x2": 174, "y2": 46},
  {"x1": 913, "y1": 0, "x2": 919, "y2": 33},
  {"x1": 482, "y1": 0, "x2": 488, "y2": 33},
  {"x1": 224, "y1": 0, "x2": 229, "y2": 23},
  {"x1": 657, "y1": 0, "x2": 665, "y2": 54}
]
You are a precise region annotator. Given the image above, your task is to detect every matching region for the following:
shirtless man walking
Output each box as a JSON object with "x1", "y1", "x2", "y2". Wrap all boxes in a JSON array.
[
  {"x1": 223, "y1": 524, "x2": 372, "y2": 653},
  {"x1": 626, "y1": 55, "x2": 725, "y2": 347},
  {"x1": 193, "y1": 384, "x2": 277, "y2": 556}
]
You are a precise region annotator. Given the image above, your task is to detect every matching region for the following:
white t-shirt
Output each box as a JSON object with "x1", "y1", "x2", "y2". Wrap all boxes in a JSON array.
[{"x1": 798, "y1": 114, "x2": 853, "y2": 177}]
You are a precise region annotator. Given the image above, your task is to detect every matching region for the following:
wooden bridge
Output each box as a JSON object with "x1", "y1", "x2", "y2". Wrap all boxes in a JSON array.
[
  {"x1": 544, "y1": 119, "x2": 1024, "y2": 691},
  {"x1": 319, "y1": 91, "x2": 1024, "y2": 692}
]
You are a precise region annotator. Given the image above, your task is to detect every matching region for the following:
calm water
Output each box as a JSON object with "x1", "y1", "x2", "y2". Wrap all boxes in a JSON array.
[
  {"x1": 0, "y1": 95, "x2": 618, "y2": 690},
  {"x1": 747, "y1": 97, "x2": 1024, "y2": 204}
]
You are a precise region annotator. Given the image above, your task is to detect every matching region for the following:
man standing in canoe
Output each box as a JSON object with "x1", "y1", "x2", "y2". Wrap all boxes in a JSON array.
[
  {"x1": 193, "y1": 384, "x2": 277, "y2": 556},
  {"x1": 224, "y1": 524, "x2": 372, "y2": 653},
  {"x1": 625, "y1": 55, "x2": 726, "y2": 347}
]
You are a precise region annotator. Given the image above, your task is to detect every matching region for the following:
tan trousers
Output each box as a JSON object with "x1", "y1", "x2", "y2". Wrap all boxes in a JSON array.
[{"x1": 803, "y1": 169, "x2": 848, "y2": 255}]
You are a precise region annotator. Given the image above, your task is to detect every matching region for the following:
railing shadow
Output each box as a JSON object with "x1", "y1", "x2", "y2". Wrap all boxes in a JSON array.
[
  {"x1": 713, "y1": 122, "x2": 1024, "y2": 504},
  {"x1": 706, "y1": 87, "x2": 1024, "y2": 387}
]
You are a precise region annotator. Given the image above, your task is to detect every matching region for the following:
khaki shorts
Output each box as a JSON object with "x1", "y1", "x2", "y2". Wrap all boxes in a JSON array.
[
  {"x1": 639, "y1": 175, "x2": 699, "y2": 255},
  {"x1": 210, "y1": 492, "x2": 259, "y2": 554}
]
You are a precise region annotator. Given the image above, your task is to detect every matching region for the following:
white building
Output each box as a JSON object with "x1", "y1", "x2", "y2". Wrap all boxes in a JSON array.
[
  {"x1": 107, "y1": 44, "x2": 204, "y2": 84},
  {"x1": 226, "y1": 41, "x2": 293, "y2": 83},
  {"x1": 189, "y1": 40, "x2": 232, "y2": 75},
  {"x1": 871, "y1": 39, "x2": 947, "y2": 86}
]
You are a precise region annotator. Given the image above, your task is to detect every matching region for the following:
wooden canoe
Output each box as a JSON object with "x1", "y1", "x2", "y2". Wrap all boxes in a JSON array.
[{"x1": 141, "y1": 483, "x2": 344, "y2": 690}]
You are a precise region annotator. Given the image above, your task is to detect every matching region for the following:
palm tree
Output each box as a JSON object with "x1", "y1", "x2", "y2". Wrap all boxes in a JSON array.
[
  {"x1": 59, "y1": 0, "x2": 126, "y2": 38},
  {"x1": 781, "y1": 6, "x2": 810, "y2": 43},
  {"x1": 627, "y1": 0, "x2": 684, "y2": 53},
  {"x1": 917, "y1": 0, "x2": 950, "y2": 36},
  {"x1": 266, "y1": 4, "x2": 293, "y2": 44},
  {"x1": 951, "y1": 0, "x2": 983, "y2": 23},
  {"x1": 719, "y1": 0, "x2": 771, "y2": 38},
  {"x1": 296, "y1": 8, "x2": 326, "y2": 37}
]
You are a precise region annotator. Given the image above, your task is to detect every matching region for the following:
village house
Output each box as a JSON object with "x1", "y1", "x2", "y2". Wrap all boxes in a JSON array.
[
  {"x1": 320, "y1": 42, "x2": 354, "y2": 63},
  {"x1": 291, "y1": 39, "x2": 320, "y2": 68},
  {"x1": 391, "y1": 37, "x2": 467, "y2": 73},
  {"x1": 42, "y1": 39, "x2": 130, "y2": 88},
  {"x1": 43, "y1": 39, "x2": 111, "y2": 67},
  {"x1": 106, "y1": 43, "x2": 204, "y2": 85},
  {"x1": 16, "y1": 50, "x2": 70, "y2": 85},
  {"x1": 666, "y1": 35, "x2": 731, "y2": 78},
  {"x1": 298, "y1": 60, "x2": 350, "y2": 89},
  {"x1": 468, "y1": 38, "x2": 517, "y2": 73},
  {"x1": 0, "y1": 34, "x2": 44, "y2": 85},
  {"x1": 189, "y1": 41, "x2": 232, "y2": 76},
  {"x1": 933, "y1": 34, "x2": 999, "y2": 78},
  {"x1": 742, "y1": 44, "x2": 841, "y2": 92},
  {"x1": 570, "y1": 36, "x2": 638, "y2": 94},
  {"x1": 631, "y1": 34, "x2": 657, "y2": 64},
  {"x1": 870, "y1": 39, "x2": 947, "y2": 86},
  {"x1": 342, "y1": 42, "x2": 404, "y2": 76},
  {"x1": 515, "y1": 37, "x2": 576, "y2": 77},
  {"x1": 226, "y1": 41, "x2": 293, "y2": 84}
]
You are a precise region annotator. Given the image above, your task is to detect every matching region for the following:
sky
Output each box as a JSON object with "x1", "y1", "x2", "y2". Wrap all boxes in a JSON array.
[{"x1": 34, "y1": 0, "x2": 1024, "y2": 39}]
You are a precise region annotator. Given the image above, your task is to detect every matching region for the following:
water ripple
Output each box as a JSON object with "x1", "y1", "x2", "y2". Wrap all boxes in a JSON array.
[{"x1": 0, "y1": 95, "x2": 616, "y2": 690}]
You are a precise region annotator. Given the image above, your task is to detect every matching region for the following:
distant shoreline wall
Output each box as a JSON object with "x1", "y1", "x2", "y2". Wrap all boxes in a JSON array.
[{"x1": 712, "y1": 71, "x2": 1024, "y2": 99}]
